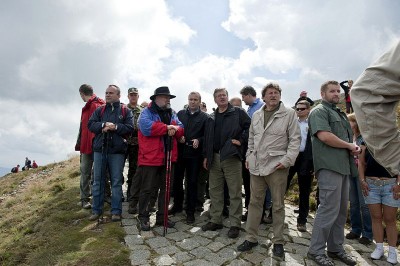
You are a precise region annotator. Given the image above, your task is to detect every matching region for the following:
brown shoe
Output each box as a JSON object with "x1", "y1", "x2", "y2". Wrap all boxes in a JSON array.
[
  {"x1": 297, "y1": 223, "x2": 307, "y2": 232},
  {"x1": 88, "y1": 214, "x2": 101, "y2": 221},
  {"x1": 111, "y1": 214, "x2": 121, "y2": 222},
  {"x1": 228, "y1": 226, "x2": 240, "y2": 238}
]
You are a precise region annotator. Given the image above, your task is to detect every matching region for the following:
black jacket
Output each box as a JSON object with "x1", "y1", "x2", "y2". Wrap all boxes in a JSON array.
[
  {"x1": 177, "y1": 108, "x2": 208, "y2": 158},
  {"x1": 88, "y1": 101, "x2": 134, "y2": 154},
  {"x1": 203, "y1": 104, "x2": 251, "y2": 168}
]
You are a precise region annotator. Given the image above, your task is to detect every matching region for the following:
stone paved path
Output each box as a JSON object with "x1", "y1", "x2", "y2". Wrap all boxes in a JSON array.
[{"x1": 121, "y1": 196, "x2": 398, "y2": 266}]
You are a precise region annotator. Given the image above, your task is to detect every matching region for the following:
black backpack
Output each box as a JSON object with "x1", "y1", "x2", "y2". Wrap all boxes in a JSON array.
[{"x1": 11, "y1": 167, "x2": 17, "y2": 173}]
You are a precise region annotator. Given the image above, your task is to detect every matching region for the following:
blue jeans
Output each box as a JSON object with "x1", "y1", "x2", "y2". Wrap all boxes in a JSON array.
[
  {"x1": 349, "y1": 176, "x2": 373, "y2": 240},
  {"x1": 92, "y1": 152, "x2": 124, "y2": 215}
]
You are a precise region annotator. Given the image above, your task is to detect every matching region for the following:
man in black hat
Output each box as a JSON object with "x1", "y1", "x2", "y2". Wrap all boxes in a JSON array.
[{"x1": 136, "y1": 86, "x2": 184, "y2": 231}]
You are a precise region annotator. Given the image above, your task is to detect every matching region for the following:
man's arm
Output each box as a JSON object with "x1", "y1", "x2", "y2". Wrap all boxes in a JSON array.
[{"x1": 316, "y1": 131, "x2": 358, "y2": 154}]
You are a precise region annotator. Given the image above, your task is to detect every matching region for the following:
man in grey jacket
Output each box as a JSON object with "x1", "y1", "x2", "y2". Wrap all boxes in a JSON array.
[{"x1": 237, "y1": 83, "x2": 300, "y2": 260}]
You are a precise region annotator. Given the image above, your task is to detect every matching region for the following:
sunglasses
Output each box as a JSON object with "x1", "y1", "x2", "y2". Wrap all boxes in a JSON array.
[{"x1": 296, "y1": 108, "x2": 306, "y2": 111}]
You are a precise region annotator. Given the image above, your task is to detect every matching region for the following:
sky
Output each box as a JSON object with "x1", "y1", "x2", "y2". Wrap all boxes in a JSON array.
[{"x1": 0, "y1": 0, "x2": 399, "y2": 169}]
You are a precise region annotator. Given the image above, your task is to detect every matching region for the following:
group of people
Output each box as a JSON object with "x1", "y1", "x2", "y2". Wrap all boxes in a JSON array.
[
  {"x1": 11, "y1": 157, "x2": 38, "y2": 173},
  {"x1": 75, "y1": 41, "x2": 400, "y2": 265}
]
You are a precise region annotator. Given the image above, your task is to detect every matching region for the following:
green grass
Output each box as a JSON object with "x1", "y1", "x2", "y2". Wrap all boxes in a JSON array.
[{"x1": 0, "y1": 157, "x2": 130, "y2": 266}]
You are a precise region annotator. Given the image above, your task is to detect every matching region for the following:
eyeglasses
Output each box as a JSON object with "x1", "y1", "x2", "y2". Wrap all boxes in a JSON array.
[{"x1": 296, "y1": 108, "x2": 306, "y2": 111}]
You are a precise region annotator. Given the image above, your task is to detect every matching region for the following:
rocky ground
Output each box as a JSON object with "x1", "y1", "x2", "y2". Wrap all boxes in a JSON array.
[{"x1": 121, "y1": 197, "x2": 396, "y2": 266}]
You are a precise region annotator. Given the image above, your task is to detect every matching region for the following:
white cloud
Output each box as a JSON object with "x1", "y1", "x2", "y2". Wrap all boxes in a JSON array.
[{"x1": 0, "y1": 0, "x2": 399, "y2": 168}]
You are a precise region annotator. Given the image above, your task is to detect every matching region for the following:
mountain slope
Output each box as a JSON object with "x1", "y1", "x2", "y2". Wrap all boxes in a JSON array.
[{"x1": 0, "y1": 156, "x2": 130, "y2": 265}]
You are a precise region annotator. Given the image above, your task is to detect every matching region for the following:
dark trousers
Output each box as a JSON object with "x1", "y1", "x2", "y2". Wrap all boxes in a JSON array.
[
  {"x1": 242, "y1": 160, "x2": 251, "y2": 208},
  {"x1": 173, "y1": 157, "x2": 201, "y2": 214},
  {"x1": 286, "y1": 152, "x2": 313, "y2": 225},
  {"x1": 126, "y1": 144, "x2": 138, "y2": 201},
  {"x1": 138, "y1": 165, "x2": 174, "y2": 222}
]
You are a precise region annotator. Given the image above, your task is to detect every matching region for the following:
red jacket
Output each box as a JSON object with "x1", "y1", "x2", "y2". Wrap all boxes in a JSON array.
[
  {"x1": 76, "y1": 94, "x2": 105, "y2": 154},
  {"x1": 137, "y1": 103, "x2": 184, "y2": 166}
]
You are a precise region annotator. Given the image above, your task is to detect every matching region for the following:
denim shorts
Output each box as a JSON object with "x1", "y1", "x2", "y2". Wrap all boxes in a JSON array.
[{"x1": 364, "y1": 178, "x2": 400, "y2": 208}]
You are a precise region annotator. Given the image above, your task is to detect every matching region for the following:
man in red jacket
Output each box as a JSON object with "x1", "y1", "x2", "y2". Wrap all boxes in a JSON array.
[
  {"x1": 136, "y1": 86, "x2": 184, "y2": 231},
  {"x1": 75, "y1": 84, "x2": 105, "y2": 209}
]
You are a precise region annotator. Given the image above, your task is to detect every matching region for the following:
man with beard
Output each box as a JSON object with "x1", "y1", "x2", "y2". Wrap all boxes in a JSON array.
[
  {"x1": 136, "y1": 86, "x2": 184, "y2": 231},
  {"x1": 307, "y1": 81, "x2": 358, "y2": 266}
]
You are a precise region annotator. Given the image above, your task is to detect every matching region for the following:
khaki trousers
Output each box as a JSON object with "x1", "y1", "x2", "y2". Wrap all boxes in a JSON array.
[
  {"x1": 245, "y1": 169, "x2": 289, "y2": 244},
  {"x1": 351, "y1": 41, "x2": 400, "y2": 176},
  {"x1": 209, "y1": 154, "x2": 243, "y2": 227}
]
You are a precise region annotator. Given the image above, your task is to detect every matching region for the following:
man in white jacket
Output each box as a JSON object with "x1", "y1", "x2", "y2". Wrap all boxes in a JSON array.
[{"x1": 237, "y1": 83, "x2": 300, "y2": 260}]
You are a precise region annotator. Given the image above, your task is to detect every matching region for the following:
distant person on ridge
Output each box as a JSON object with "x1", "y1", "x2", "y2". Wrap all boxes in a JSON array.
[
  {"x1": 88, "y1": 84, "x2": 134, "y2": 222},
  {"x1": 11, "y1": 164, "x2": 20, "y2": 173},
  {"x1": 75, "y1": 84, "x2": 105, "y2": 210},
  {"x1": 25, "y1": 157, "x2": 32, "y2": 169},
  {"x1": 32, "y1": 160, "x2": 38, "y2": 168}
]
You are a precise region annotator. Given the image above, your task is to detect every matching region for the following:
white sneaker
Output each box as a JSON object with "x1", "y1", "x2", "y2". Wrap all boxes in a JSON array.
[
  {"x1": 371, "y1": 247, "x2": 384, "y2": 260},
  {"x1": 387, "y1": 250, "x2": 398, "y2": 264}
]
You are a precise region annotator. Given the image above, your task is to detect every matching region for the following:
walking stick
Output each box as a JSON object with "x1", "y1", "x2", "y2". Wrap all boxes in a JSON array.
[
  {"x1": 98, "y1": 131, "x2": 109, "y2": 224},
  {"x1": 163, "y1": 136, "x2": 173, "y2": 236}
]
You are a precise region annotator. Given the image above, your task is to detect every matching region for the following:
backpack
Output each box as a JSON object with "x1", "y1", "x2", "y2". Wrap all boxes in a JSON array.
[
  {"x1": 100, "y1": 103, "x2": 128, "y2": 120},
  {"x1": 11, "y1": 167, "x2": 17, "y2": 173}
]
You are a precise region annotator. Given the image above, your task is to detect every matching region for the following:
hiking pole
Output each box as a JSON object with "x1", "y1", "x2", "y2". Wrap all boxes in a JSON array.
[
  {"x1": 163, "y1": 135, "x2": 173, "y2": 236},
  {"x1": 98, "y1": 131, "x2": 109, "y2": 225}
]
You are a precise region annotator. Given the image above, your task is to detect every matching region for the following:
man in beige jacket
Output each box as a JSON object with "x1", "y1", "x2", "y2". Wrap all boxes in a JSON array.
[{"x1": 237, "y1": 83, "x2": 300, "y2": 260}]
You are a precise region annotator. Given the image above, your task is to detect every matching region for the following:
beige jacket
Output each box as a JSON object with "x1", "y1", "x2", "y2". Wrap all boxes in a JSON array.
[
  {"x1": 246, "y1": 102, "x2": 300, "y2": 176},
  {"x1": 351, "y1": 40, "x2": 400, "y2": 176}
]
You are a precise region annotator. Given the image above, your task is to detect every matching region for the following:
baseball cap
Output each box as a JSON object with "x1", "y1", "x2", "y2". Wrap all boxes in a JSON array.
[{"x1": 128, "y1": 87, "x2": 138, "y2": 94}]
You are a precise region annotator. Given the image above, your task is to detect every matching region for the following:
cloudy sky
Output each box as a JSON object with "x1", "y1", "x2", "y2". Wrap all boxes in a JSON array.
[{"x1": 0, "y1": 0, "x2": 399, "y2": 168}]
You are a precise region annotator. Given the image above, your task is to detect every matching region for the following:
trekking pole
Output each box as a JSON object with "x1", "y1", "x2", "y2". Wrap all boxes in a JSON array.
[
  {"x1": 163, "y1": 135, "x2": 173, "y2": 236},
  {"x1": 98, "y1": 131, "x2": 109, "y2": 225}
]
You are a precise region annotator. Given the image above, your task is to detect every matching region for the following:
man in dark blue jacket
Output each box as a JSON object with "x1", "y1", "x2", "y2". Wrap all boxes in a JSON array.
[{"x1": 88, "y1": 84, "x2": 134, "y2": 222}]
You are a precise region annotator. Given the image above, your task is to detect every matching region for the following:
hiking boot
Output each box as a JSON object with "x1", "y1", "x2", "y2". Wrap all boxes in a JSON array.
[
  {"x1": 128, "y1": 204, "x2": 137, "y2": 214},
  {"x1": 387, "y1": 249, "x2": 398, "y2": 264},
  {"x1": 297, "y1": 223, "x2": 307, "y2": 232},
  {"x1": 81, "y1": 200, "x2": 91, "y2": 209},
  {"x1": 370, "y1": 247, "x2": 384, "y2": 260},
  {"x1": 307, "y1": 253, "x2": 334, "y2": 266},
  {"x1": 155, "y1": 219, "x2": 175, "y2": 228},
  {"x1": 358, "y1": 236, "x2": 372, "y2": 245},
  {"x1": 327, "y1": 251, "x2": 357, "y2": 266},
  {"x1": 139, "y1": 220, "x2": 150, "y2": 231},
  {"x1": 88, "y1": 213, "x2": 101, "y2": 221},
  {"x1": 168, "y1": 206, "x2": 183, "y2": 215},
  {"x1": 201, "y1": 222, "x2": 223, "y2": 231},
  {"x1": 186, "y1": 213, "x2": 195, "y2": 224},
  {"x1": 111, "y1": 214, "x2": 121, "y2": 222},
  {"x1": 345, "y1": 232, "x2": 360, "y2": 240},
  {"x1": 273, "y1": 244, "x2": 285, "y2": 259},
  {"x1": 237, "y1": 240, "x2": 258, "y2": 252},
  {"x1": 227, "y1": 226, "x2": 240, "y2": 238}
]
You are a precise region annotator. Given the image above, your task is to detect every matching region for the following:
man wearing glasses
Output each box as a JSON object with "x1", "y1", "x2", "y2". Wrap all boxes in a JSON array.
[{"x1": 285, "y1": 100, "x2": 314, "y2": 232}]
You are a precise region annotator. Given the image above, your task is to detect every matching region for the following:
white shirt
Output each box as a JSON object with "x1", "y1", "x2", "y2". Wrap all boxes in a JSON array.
[{"x1": 298, "y1": 118, "x2": 308, "y2": 152}]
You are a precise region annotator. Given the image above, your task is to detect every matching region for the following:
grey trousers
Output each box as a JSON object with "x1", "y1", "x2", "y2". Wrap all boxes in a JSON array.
[
  {"x1": 351, "y1": 40, "x2": 400, "y2": 176},
  {"x1": 308, "y1": 169, "x2": 349, "y2": 255},
  {"x1": 80, "y1": 153, "x2": 93, "y2": 201}
]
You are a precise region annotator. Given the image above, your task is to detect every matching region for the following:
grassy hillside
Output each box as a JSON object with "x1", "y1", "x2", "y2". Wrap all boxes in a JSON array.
[{"x1": 0, "y1": 156, "x2": 130, "y2": 266}]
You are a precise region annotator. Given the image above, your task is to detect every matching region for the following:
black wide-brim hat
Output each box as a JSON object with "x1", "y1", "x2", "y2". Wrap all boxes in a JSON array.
[{"x1": 150, "y1": 86, "x2": 176, "y2": 100}]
